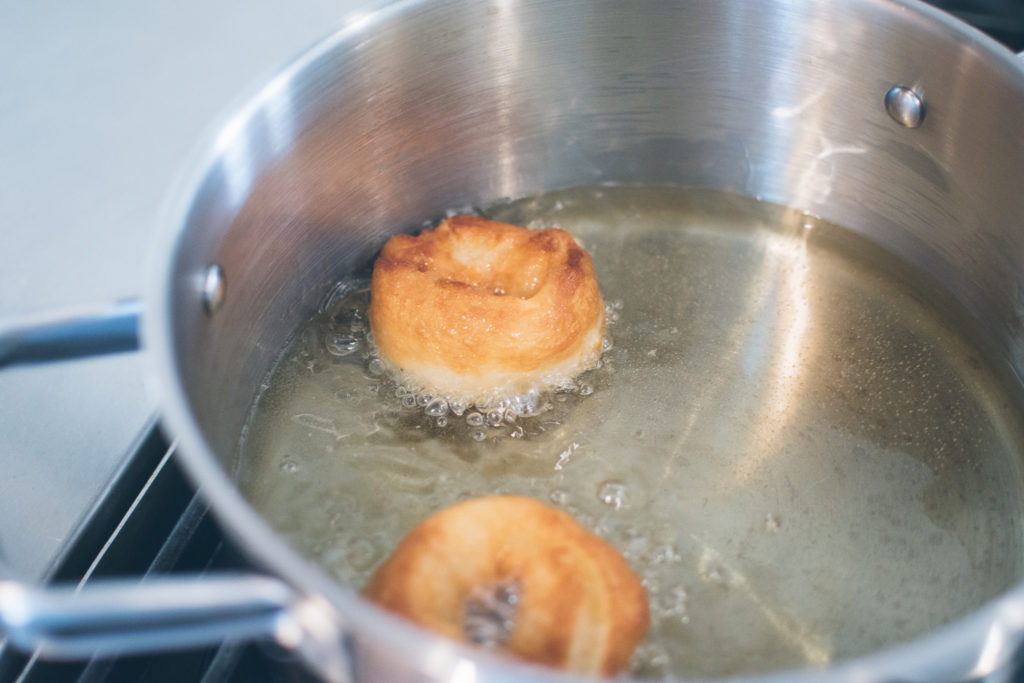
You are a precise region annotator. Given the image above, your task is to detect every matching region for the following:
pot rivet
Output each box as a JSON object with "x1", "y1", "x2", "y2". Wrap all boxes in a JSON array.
[
  {"x1": 884, "y1": 85, "x2": 925, "y2": 128},
  {"x1": 202, "y1": 264, "x2": 226, "y2": 315}
]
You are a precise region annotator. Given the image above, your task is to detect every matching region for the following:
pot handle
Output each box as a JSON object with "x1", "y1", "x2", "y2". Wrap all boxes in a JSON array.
[
  {"x1": 0, "y1": 574, "x2": 351, "y2": 682},
  {"x1": 0, "y1": 299, "x2": 142, "y2": 368},
  {"x1": 0, "y1": 311, "x2": 354, "y2": 682}
]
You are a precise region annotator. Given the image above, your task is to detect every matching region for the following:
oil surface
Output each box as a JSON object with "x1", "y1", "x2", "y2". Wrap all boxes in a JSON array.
[{"x1": 238, "y1": 187, "x2": 1024, "y2": 679}]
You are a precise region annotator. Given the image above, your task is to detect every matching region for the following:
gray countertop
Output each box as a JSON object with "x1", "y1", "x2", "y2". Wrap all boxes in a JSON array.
[{"x1": 0, "y1": 0, "x2": 362, "y2": 582}]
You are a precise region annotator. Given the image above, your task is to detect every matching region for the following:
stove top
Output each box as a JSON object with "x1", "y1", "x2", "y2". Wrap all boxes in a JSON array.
[
  {"x1": 0, "y1": 423, "x2": 318, "y2": 682},
  {"x1": 930, "y1": 0, "x2": 1024, "y2": 49}
]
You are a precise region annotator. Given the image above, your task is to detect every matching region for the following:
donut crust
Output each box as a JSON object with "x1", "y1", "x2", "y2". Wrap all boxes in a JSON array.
[
  {"x1": 368, "y1": 216, "x2": 605, "y2": 403},
  {"x1": 363, "y1": 496, "x2": 650, "y2": 676}
]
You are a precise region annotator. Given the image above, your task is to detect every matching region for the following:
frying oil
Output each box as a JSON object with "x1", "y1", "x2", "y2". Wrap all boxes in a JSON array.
[{"x1": 238, "y1": 187, "x2": 1024, "y2": 679}]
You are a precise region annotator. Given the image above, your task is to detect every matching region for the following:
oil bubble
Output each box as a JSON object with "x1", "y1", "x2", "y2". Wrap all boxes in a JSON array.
[
  {"x1": 486, "y1": 409, "x2": 504, "y2": 427},
  {"x1": 701, "y1": 564, "x2": 727, "y2": 586},
  {"x1": 325, "y1": 334, "x2": 359, "y2": 356},
  {"x1": 698, "y1": 549, "x2": 730, "y2": 588},
  {"x1": 578, "y1": 382, "x2": 594, "y2": 396},
  {"x1": 416, "y1": 393, "x2": 432, "y2": 407},
  {"x1": 470, "y1": 429, "x2": 487, "y2": 442},
  {"x1": 466, "y1": 412, "x2": 485, "y2": 427},
  {"x1": 425, "y1": 398, "x2": 449, "y2": 417},
  {"x1": 367, "y1": 358, "x2": 384, "y2": 376},
  {"x1": 449, "y1": 399, "x2": 468, "y2": 417},
  {"x1": 598, "y1": 480, "x2": 628, "y2": 509},
  {"x1": 401, "y1": 395, "x2": 417, "y2": 408},
  {"x1": 436, "y1": 416, "x2": 449, "y2": 428},
  {"x1": 660, "y1": 586, "x2": 690, "y2": 623},
  {"x1": 549, "y1": 488, "x2": 569, "y2": 505}
]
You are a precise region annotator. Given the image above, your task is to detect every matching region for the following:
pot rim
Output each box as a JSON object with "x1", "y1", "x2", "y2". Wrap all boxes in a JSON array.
[{"x1": 142, "y1": 0, "x2": 1024, "y2": 680}]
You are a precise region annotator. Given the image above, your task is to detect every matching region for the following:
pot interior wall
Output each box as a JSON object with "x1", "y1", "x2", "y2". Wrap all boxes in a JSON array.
[{"x1": 166, "y1": 0, "x2": 1024, "y2": 484}]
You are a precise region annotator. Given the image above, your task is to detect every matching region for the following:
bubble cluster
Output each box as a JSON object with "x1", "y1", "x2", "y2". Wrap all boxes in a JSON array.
[
  {"x1": 658, "y1": 585, "x2": 691, "y2": 623},
  {"x1": 366, "y1": 379, "x2": 596, "y2": 441},
  {"x1": 605, "y1": 298, "x2": 624, "y2": 325},
  {"x1": 631, "y1": 642, "x2": 671, "y2": 678},
  {"x1": 320, "y1": 273, "x2": 618, "y2": 440}
]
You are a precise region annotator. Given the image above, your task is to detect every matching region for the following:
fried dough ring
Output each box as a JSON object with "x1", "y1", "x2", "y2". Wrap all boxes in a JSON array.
[
  {"x1": 362, "y1": 496, "x2": 650, "y2": 676},
  {"x1": 368, "y1": 215, "x2": 605, "y2": 404}
]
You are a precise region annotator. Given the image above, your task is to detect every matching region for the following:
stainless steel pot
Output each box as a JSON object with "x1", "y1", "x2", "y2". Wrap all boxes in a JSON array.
[{"x1": 4, "y1": 0, "x2": 1024, "y2": 680}]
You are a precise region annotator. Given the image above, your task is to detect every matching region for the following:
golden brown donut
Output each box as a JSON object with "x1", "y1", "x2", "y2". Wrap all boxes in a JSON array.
[
  {"x1": 368, "y1": 215, "x2": 605, "y2": 406},
  {"x1": 362, "y1": 496, "x2": 650, "y2": 676}
]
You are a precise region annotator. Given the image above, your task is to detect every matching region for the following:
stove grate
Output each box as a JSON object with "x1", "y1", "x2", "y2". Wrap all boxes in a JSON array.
[{"x1": 0, "y1": 423, "x2": 316, "y2": 683}]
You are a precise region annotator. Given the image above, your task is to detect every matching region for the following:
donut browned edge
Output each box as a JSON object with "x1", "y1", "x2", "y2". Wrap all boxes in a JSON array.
[
  {"x1": 362, "y1": 495, "x2": 650, "y2": 676},
  {"x1": 368, "y1": 215, "x2": 606, "y2": 405}
]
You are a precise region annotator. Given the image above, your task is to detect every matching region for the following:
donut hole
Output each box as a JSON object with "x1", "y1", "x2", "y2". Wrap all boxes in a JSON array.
[
  {"x1": 437, "y1": 216, "x2": 556, "y2": 299},
  {"x1": 491, "y1": 249, "x2": 552, "y2": 299},
  {"x1": 440, "y1": 244, "x2": 552, "y2": 299},
  {"x1": 462, "y1": 580, "x2": 521, "y2": 648}
]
